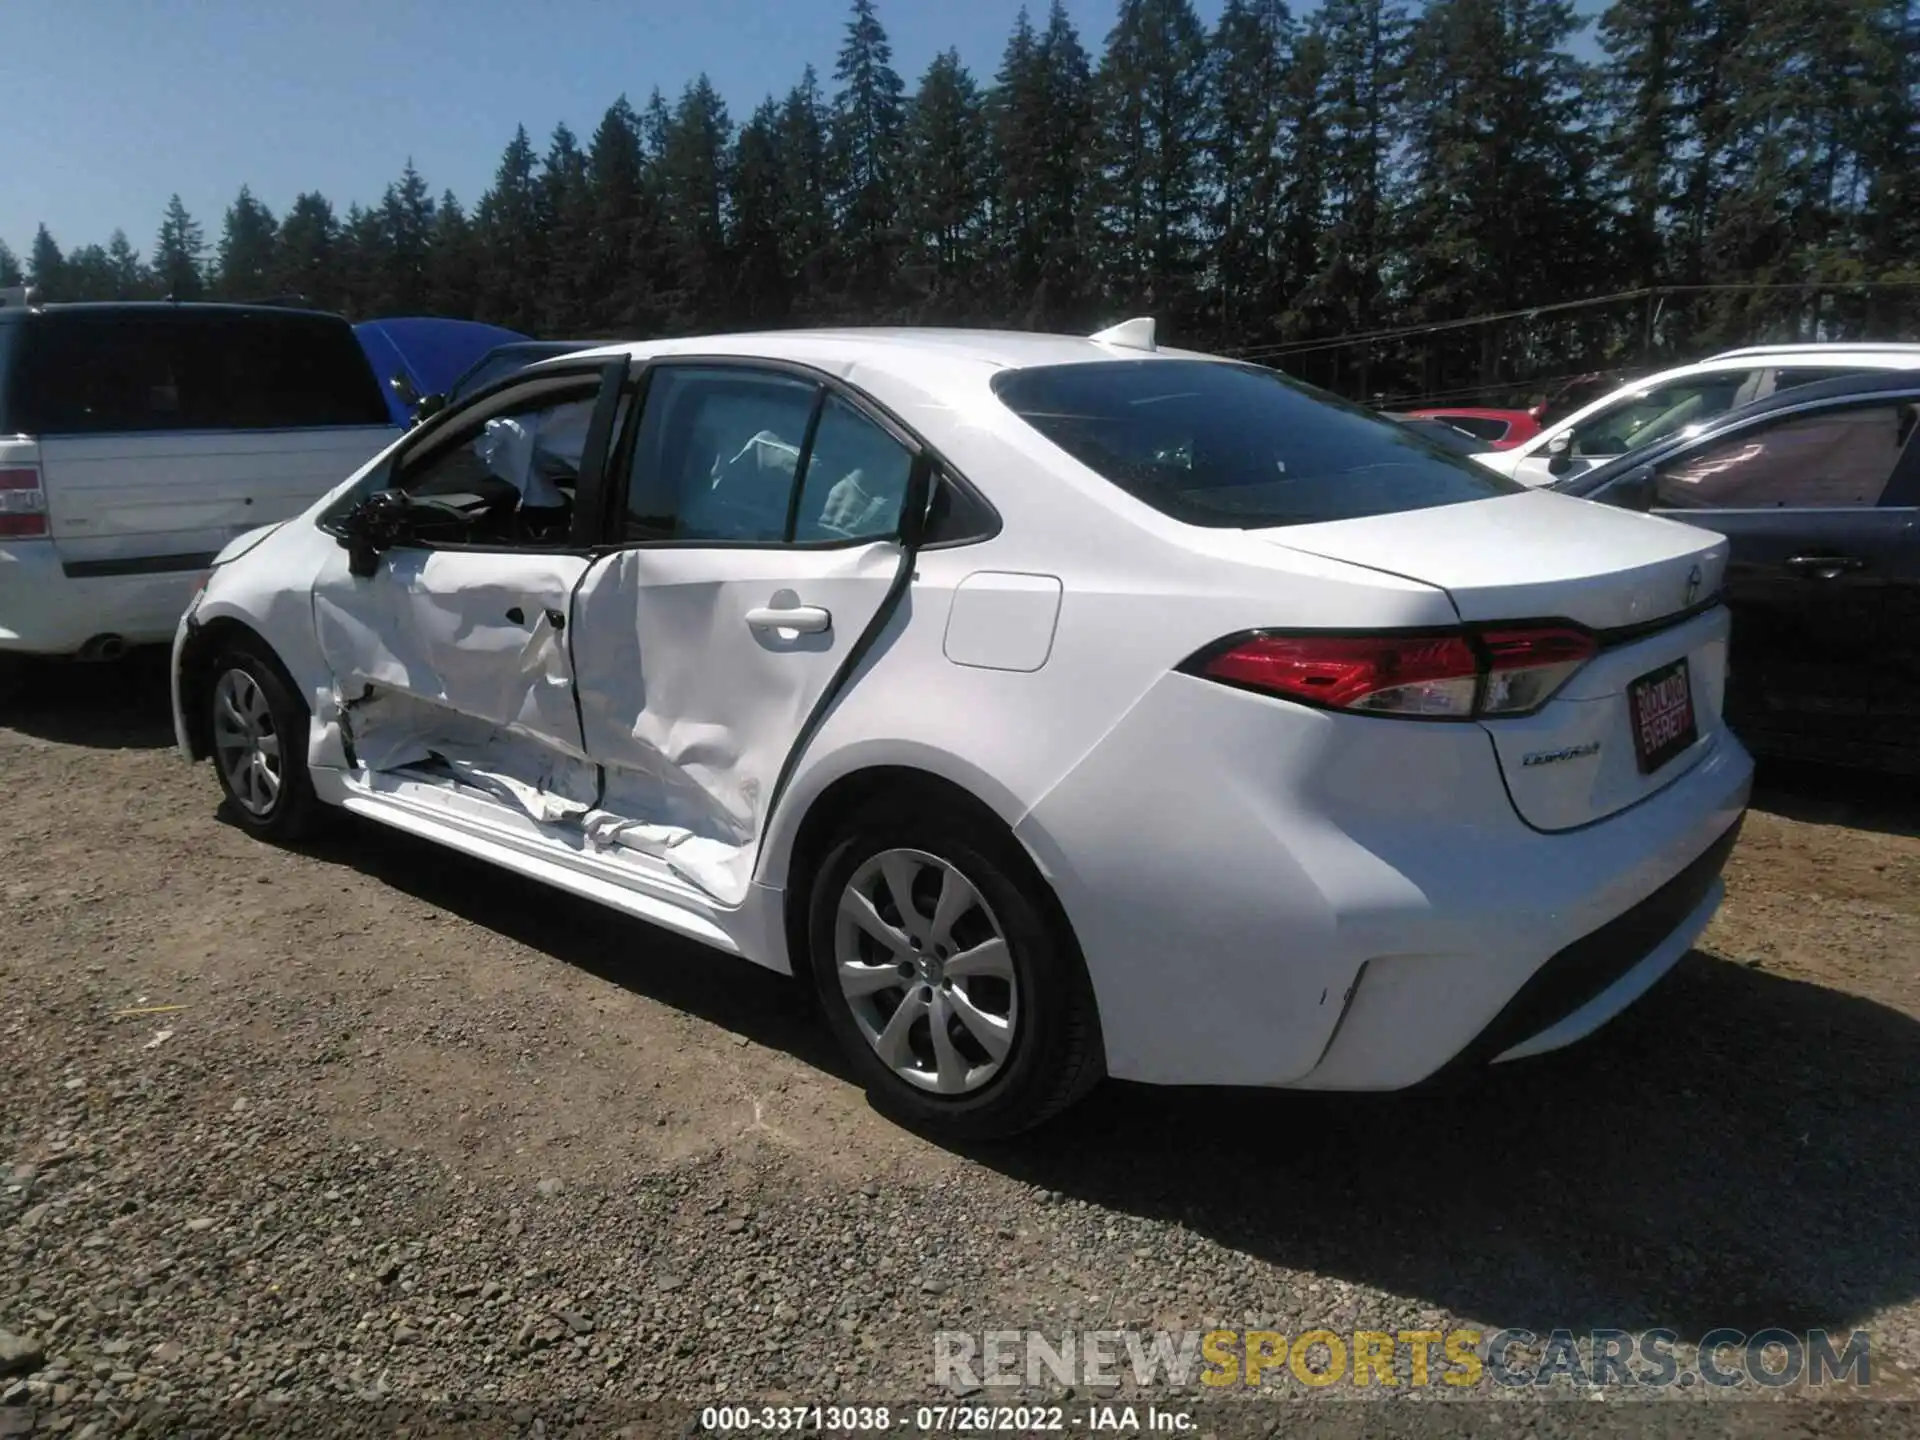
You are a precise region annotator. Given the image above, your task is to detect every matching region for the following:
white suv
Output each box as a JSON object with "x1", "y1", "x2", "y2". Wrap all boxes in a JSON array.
[
  {"x1": 1480, "y1": 343, "x2": 1920, "y2": 486},
  {"x1": 0, "y1": 297, "x2": 398, "y2": 661}
]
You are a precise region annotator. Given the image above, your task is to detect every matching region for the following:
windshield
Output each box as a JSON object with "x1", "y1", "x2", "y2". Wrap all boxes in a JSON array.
[{"x1": 992, "y1": 359, "x2": 1523, "y2": 528}]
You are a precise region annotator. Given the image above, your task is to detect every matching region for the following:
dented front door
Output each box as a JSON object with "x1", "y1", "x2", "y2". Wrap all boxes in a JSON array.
[
  {"x1": 312, "y1": 546, "x2": 598, "y2": 802},
  {"x1": 306, "y1": 363, "x2": 629, "y2": 809}
]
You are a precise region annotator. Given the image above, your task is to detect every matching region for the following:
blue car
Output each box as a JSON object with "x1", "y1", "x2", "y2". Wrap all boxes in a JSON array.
[{"x1": 353, "y1": 317, "x2": 529, "y2": 427}]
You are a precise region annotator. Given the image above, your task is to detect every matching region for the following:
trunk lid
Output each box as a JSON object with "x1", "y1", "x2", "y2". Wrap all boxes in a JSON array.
[
  {"x1": 1260, "y1": 489, "x2": 1727, "y2": 629},
  {"x1": 1257, "y1": 490, "x2": 1734, "y2": 830}
]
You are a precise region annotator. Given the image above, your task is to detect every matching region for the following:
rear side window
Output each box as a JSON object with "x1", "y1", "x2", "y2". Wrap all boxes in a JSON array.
[
  {"x1": 992, "y1": 360, "x2": 1521, "y2": 529},
  {"x1": 1654, "y1": 402, "x2": 1920, "y2": 510},
  {"x1": 1438, "y1": 414, "x2": 1510, "y2": 442},
  {"x1": 7, "y1": 310, "x2": 390, "y2": 435}
]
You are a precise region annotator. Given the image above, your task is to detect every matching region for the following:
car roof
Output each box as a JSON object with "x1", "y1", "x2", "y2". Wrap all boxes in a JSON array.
[
  {"x1": 1498, "y1": 346, "x2": 1920, "y2": 458},
  {"x1": 561, "y1": 326, "x2": 1222, "y2": 381},
  {"x1": 0, "y1": 300, "x2": 349, "y2": 324},
  {"x1": 1707, "y1": 341, "x2": 1920, "y2": 361},
  {"x1": 1555, "y1": 369, "x2": 1920, "y2": 496}
]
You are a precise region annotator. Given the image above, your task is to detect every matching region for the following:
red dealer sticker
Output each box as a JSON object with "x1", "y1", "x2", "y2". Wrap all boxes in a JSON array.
[{"x1": 1629, "y1": 658, "x2": 1698, "y2": 774}]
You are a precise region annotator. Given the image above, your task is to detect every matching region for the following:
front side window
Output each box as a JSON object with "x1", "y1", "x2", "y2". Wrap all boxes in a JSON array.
[
  {"x1": 992, "y1": 359, "x2": 1520, "y2": 529},
  {"x1": 1654, "y1": 402, "x2": 1920, "y2": 510},
  {"x1": 381, "y1": 378, "x2": 611, "y2": 547},
  {"x1": 1567, "y1": 374, "x2": 1752, "y2": 458}
]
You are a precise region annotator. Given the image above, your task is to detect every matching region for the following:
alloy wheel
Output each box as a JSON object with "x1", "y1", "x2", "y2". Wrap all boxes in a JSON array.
[
  {"x1": 833, "y1": 847, "x2": 1019, "y2": 1095},
  {"x1": 212, "y1": 667, "x2": 283, "y2": 818}
]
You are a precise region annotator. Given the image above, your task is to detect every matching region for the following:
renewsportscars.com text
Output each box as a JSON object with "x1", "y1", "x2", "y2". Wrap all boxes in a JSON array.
[{"x1": 933, "y1": 1327, "x2": 1872, "y2": 1391}]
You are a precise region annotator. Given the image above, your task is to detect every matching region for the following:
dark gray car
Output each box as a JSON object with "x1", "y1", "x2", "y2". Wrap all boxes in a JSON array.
[{"x1": 1555, "y1": 370, "x2": 1920, "y2": 772}]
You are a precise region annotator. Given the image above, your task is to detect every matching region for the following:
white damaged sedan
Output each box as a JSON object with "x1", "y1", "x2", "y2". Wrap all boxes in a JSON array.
[{"x1": 173, "y1": 321, "x2": 1751, "y2": 1137}]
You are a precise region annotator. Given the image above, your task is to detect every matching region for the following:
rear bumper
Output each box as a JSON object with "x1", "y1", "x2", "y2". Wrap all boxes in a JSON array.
[
  {"x1": 1431, "y1": 813, "x2": 1743, "y2": 1077},
  {"x1": 1020, "y1": 671, "x2": 1753, "y2": 1090},
  {"x1": 0, "y1": 540, "x2": 205, "y2": 655}
]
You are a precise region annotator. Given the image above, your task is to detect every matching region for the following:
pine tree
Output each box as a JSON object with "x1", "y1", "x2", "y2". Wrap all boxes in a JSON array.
[
  {"x1": 731, "y1": 98, "x2": 792, "y2": 326},
  {"x1": 274, "y1": 193, "x2": 339, "y2": 310},
  {"x1": 1208, "y1": 0, "x2": 1294, "y2": 341},
  {"x1": 1304, "y1": 0, "x2": 1405, "y2": 388},
  {"x1": 0, "y1": 240, "x2": 20, "y2": 288},
  {"x1": 537, "y1": 126, "x2": 593, "y2": 330},
  {"x1": 657, "y1": 76, "x2": 734, "y2": 330},
  {"x1": 1091, "y1": 0, "x2": 1211, "y2": 329},
  {"x1": 337, "y1": 203, "x2": 389, "y2": 319},
  {"x1": 1034, "y1": 1, "x2": 1097, "y2": 325},
  {"x1": 216, "y1": 185, "x2": 278, "y2": 300},
  {"x1": 153, "y1": 195, "x2": 207, "y2": 300},
  {"x1": 832, "y1": 0, "x2": 907, "y2": 307},
  {"x1": 585, "y1": 96, "x2": 665, "y2": 335},
  {"x1": 990, "y1": 7, "x2": 1046, "y2": 307},
  {"x1": 63, "y1": 245, "x2": 115, "y2": 301},
  {"x1": 903, "y1": 49, "x2": 987, "y2": 317},
  {"x1": 377, "y1": 160, "x2": 436, "y2": 315},
  {"x1": 105, "y1": 230, "x2": 148, "y2": 298},
  {"x1": 28, "y1": 225, "x2": 65, "y2": 299},
  {"x1": 428, "y1": 191, "x2": 479, "y2": 320},
  {"x1": 1271, "y1": 22, "x2": 1332, "y2": 342},
  {"x1": 778, "y1": 67, "x2": 839, "y2": 319},
  {"x1": 1598, "y1": 0, "x2": 1689, "y2": 288},
  {"x1": 473, "y1": 126, "x2": 544, "y2": 330}
]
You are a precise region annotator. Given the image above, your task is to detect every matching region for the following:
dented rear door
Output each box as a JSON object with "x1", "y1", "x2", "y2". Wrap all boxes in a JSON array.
[{"x1": 570, "y1": 362, "x2": 919, "y2": 904}]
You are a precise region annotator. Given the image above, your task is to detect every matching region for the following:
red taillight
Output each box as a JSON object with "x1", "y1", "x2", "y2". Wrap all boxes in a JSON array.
[
  {"x1": 1192, "y1": 624, "x2": 1597, "y2": 720},
  {"x1": 1479, "y1": 626, "x2": 1597, "y2": 715},
  {"x1": 1198, "y1": 632, "x2": 1482, "y2": 717},
  {"x1": 0, "y1": 467, "x2": 47, "y2": 539}
]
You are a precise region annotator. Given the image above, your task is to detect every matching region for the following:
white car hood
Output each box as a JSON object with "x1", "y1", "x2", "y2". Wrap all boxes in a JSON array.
[{"x1": 212, "y1": 522, "x2": 286, "y2": 567}]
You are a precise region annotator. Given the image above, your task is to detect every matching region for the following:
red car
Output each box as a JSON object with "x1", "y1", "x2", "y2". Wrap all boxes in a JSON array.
[{"x1": 1407, "y1": 407, "x2": 1543, "y2": 450}]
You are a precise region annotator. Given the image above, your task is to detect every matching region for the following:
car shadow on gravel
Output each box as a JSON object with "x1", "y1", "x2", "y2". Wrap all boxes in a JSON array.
[
  {"x1": 288, "y1": 815, "x2": 849, "y2": 1076},
  {"x1": 0, "y1": 646, "x2": 177, "y2": 750},
  {"x1": 969, "y1": 953, "x2": 1920, "y2": 1341},
  {"x1": 1750, "y1": 757, "x2": 1920, "y2": 841}
]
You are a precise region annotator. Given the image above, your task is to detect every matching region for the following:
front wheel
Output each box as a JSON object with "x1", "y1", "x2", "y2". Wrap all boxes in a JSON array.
[
  {"x1": 206, "y1": 645, "x2": 319, "y2": 841},
  {"x1": 806, "y1": 802, "x2": 1103, "y2": 1139}
]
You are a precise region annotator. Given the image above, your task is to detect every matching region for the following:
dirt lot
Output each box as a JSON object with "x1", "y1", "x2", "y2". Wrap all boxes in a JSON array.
[{"x1": 3, "y1": 653, "x2": 1919, "y2": 1436}]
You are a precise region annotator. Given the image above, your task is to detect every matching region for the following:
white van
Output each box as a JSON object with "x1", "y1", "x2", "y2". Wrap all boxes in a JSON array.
[
  {"x1": 0, "y1": 297, "x2": 398, "y2": 660},
  {"x1": 1480, "y1": 342, "x2": 1920, "y2": 486}
]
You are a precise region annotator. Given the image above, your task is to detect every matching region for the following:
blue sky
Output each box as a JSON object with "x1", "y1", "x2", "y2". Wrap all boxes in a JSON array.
[
  {"x1": 5, "y1": 0, "x2": 1600, "y2": 267},
  {"x1": 5, "y1": 0, "x2": 1217, "y2": 263}
]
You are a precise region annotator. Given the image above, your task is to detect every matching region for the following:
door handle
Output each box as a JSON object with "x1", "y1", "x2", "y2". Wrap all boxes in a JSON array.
[
  {"x1": 1786, "y1": 554, "x2": 1868, "y2": 579},
  {"x1": 745, "y1": 604, "x2": 831, "y2": 634}
]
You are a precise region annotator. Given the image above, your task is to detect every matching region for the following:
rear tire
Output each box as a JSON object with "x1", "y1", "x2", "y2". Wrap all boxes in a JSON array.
[
  {"x1": 806, "y1": 799, "x2": 1104, "y2": 1140},
  {"x1": 206, "y1": 642, "x2": 319, "y2": 842}
]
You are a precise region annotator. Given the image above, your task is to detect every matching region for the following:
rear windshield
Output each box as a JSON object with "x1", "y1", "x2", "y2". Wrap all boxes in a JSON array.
[
  {"x1": 992, "y1": 359, "x2": 1523, "y2": 528},
  {"x1": 3, "y1": 309, "x2": 390, "y2": 436}
]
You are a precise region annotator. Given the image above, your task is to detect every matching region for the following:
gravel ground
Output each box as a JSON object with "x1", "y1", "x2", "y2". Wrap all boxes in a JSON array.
[{"x1": 2, "y1": 655, "x2": 1918, "y2": 1437}]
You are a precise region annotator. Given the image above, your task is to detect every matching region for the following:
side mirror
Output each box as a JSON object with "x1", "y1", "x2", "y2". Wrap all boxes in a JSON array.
[
  {"x1": 1545, "y1": 431, "x2": 1574, "y2": 476},
  {"x1": 336, "y1": 489, "x2": 414, "y2": 578}
]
